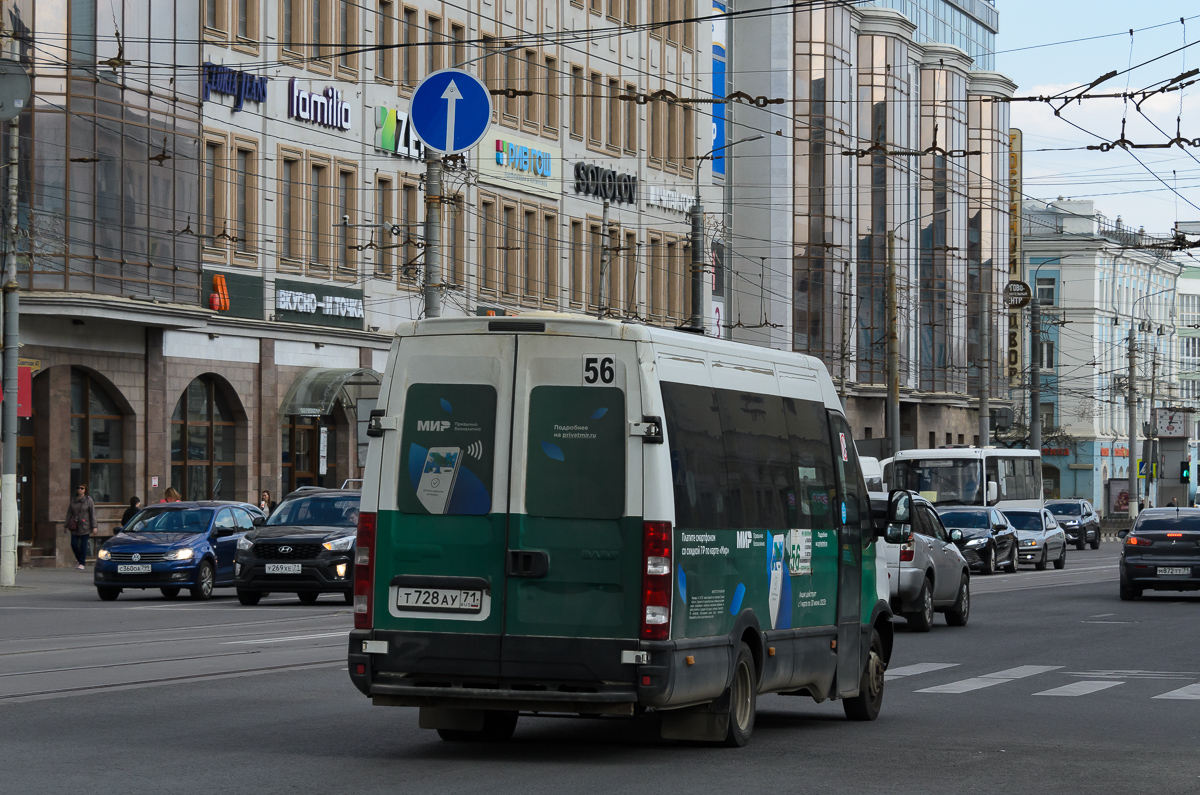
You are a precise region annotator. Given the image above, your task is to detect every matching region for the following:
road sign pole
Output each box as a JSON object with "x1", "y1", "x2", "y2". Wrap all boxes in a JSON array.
[{"x1": 423, "y1": 151, "x2": 443, "y2": 319}]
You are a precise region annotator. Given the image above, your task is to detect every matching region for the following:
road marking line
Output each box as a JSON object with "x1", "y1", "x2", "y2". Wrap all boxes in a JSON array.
[
  {"x1": 223, "y1": 632, "x2": 347, "y2": 645},
  {"x1": 1034, "y1": 680, "x2": 1123, "y2": 697},
  {"x1": 886, "y1": 663, "x2": 960, "y2": 679},
  {"x1": 1090, "y1": 613, "x2": 1117, "y2": 618},
  {"x1": 1081, "y1": 620, "x2": 1132, "y2": 624},
  {"x1": 1153, "y1": 684, "x2": 1200, "y2": 700},
  {"x1": 917, "y1": 665, "x2": 1061, "y2": 694}
]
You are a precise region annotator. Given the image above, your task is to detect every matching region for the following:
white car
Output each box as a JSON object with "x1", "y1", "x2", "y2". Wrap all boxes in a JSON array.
[{"x1": 1002, "y1": 508, "x2": 1068, "y2": 570}]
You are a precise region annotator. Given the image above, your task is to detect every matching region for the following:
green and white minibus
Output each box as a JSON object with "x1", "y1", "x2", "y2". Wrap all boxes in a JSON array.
[{"x1": 347, "y1": 315, "x2": 893, "y2": 745}]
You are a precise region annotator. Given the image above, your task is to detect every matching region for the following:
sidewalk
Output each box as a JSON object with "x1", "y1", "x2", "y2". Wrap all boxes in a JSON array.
[{"x1": 0, "y1": 565, "x2": 96, "y2": 596}]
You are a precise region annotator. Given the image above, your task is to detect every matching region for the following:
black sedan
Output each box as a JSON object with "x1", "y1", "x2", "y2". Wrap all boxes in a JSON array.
[
  {"x1": 937, "y1": 506, "x2": 1019, "y2": 575},
  {"x1": 1046, "y1": 499, "x2": 1101, "y2": 550},
  {"x1": 234, "y1": 487, "x2": 360, "y2": 605},
  {"x1": 1119, "y1": 508, "x2": 1200, "y2": 600}
]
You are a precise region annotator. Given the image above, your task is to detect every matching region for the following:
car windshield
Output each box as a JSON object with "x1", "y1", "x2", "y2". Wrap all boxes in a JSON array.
[
  {"x1": 267, "y1": 495, "x2": 360, "y2": 527},
  {"x1": 1004, "y1": 512, "x2": 1042, "y2": 531},
  {"x1": 1047, "y1": 503, "x2": 1081, "y2": 516},
  {"x1": 125, "y1": 507, "x2": 214, "y2": 534},
  {"x1": 892, "y1": 459, "x2": 981, "y2": 506},
  {"x1": 937, "y1": 510, "x2": 989, "y2": 529},
  {"x1": 1136, "y1": 516, "x2": 1200, "y2": 532}
]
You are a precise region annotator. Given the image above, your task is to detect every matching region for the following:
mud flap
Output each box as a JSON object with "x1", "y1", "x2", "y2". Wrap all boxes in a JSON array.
[{"x1": 659, "y1": 688, "x2": 732, "y2": 742}]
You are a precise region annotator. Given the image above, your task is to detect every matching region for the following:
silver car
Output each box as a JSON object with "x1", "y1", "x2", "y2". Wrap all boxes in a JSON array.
[
  {"x1": 1004, "y1": 508, "x2": 1068, "y2": 570},
  {"x1": 875, "y1": 492, "x2": 971, "y2": 632}
]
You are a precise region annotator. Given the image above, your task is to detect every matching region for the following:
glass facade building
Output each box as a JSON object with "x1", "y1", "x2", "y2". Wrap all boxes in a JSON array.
[{"x1": 861, "y1": 0, "x2": 998, "y2": 70}]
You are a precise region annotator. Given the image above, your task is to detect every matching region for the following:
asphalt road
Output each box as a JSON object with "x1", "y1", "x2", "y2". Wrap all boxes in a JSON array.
[{"x1": 3, "y1": 542, "x2": 1199, "y2": 795}]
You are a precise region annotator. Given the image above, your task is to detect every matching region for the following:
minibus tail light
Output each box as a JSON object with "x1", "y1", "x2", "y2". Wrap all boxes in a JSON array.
[
  {"x1": 642, "y1": 521, "x2": 672, "y2": 641},
  {"x1": 354, "y1": 512, "x2": 377, "y2": 630}
]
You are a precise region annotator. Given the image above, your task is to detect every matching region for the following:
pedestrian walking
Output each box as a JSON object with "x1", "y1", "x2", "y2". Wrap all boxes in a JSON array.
[
  {"x1": 161, "y1": 487, "x2": 181, "y2": 503},
  {"x1": 120, "y1": 496, "x2": 141, "y2": 530},
  {"x1": 259, "y1": 490, "x2": 276, "y2": 517},
  {"x1": 65, "y1": 484, "x2": 97, "y2": 570}
]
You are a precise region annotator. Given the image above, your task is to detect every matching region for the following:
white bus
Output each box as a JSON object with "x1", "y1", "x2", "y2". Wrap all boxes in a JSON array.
[{"x1": 883, "y1": 447, "x2": 1043, "y2": 511}]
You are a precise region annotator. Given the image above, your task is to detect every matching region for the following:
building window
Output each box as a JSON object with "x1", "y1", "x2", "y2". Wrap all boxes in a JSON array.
[
  {"x1": 623, "y1": 231, "x2": 638, "y2": 313},
  {"x1": 1040, "y1": 340, "x2": 1055, "y2": 369},
  {"x1": 1040, "y1": 402, "x2": 1055, "y2": 431},
  {"x1": 1037, "y1": 277, "x2": 1055, "y2": 306},
  {"x1": 311, "y1": 0, "x2": 323, "y2": 59},
  {"x1": 570, "y1": 66, "x2": 584, "y2": 139},
  {"x1": 337, "y1": 168, "x2": 356, "y2": 278},
  {"x1": 427, "y1": 16, "x2": 443, "y2": 74},
  {"x1": 282, "y1": 0, "x2": 297, "y2": 51},
  {"x1": 647, "y1": 234, "x2": 662, "y2": 317},
  {"x1": 309, "y1": 162, "x2": 329, "y2": 274},
  {"x1": 624, "y1": 83, "x2": 637, "y2": 152},
  {"x1": 234, "y1": 146, "x2": 255, "y2": 255},
  {"x1": 402, "y1": 8, "x2": 417, "y2": 85},
  {"x1": 338, "y1": 1, "x2": 357, "y2": 70},
  {"x1": 171, "y1": 376, "x2": 237, "y2": 502},
  {"x1": 400, "y1": 182, "x2": 420, "y2": 283},
  {"x1": 523, "y1": 50, "x2": 539, "y2": 127},
  {"x1": 682, "y1": 104, "x2": 694, "y2": 173},
  {"x1": 279, "y1": 155, "x2": 301, "y2": 264},
  {"x1": 544, "y1": 57, "x2": 559, "y2": 130},
  {"x1": 649, "y1": 100, "x2": 663, "y2": 162},
  {"x1": 588, "y1": 72, "x2": 602, "y2": 144},
  {"x1": 447, "y1": 197, "x2": 463, "y2": 287},
  {"x1": 377, "y1": 1, "x2": 395, "y2": 81},
  {"x1": 544, "y1": 212, "x2": 558, "y2": 301},
  {"x1": 451, "y1": 23, "x2": 466, "y2": 68},
  {"x1": 570, "y1": 219, "x2": 583, "y2": 304},
  {"x1": 523, "y1": 208, "x2": 536, "y2": 298},
  {"x1": 480, "y1": 197, "x2": 497, "y2": 293},
  {"x1": 503, "y1": 50, "x2": 519, "y2": 119},
  {"x1": 70, "y1": 370, "x2": 123, "y2": 504},
  {"x1": 502, "y1": 204, "x2": 517, "y2": 294},
  {"x1": 203, "y1": 141, "x2": 221, "y2": 242},
  {"x1": 375, "y1": 177, "x2": 393, "y2": 275},
  {"x1": 589, "y1": 220, "x2": 603, "y2": 310},
  {"x1": 237, "y1": 0, "x2": 250, "y2": 39},
  {"x1": 607, "y1": 78, "x2": 620, "y2": 150}
]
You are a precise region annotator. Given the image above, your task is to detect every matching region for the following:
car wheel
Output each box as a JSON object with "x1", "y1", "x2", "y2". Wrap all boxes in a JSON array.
[
  {"x1": 237, "y1": 589, "x2": 262, "y2": 606},
  {"x1": 1005, "y1": 545, "x2": 1018, "y2": 573},
  {"x1": 945, "y1": 575, "x2": 970, "y2": 626},
  {"x1": 1054, "y1": 542, "x2": 1067, "y2": 570},
  {"x1": 984, "y1": 546, "x2": 997, "y2": 575},
  {"x1": 1119, "y1": 580, "x2": 1141, "y2": 601},
  {"x1": 298, "y1": 591, "x2": 319, "y2": 605},
  {"x1": 1034, "y1": 548, "x2": 1048, "y2": 571},
  {"x1": 1090, "y1": 532, "x2": 1101, "y2": 550},
  {"x1": 96, "y1": 586, "x2": 121, "y2": 601},
  {"x1": 844, "y1": 628, "x2": 886, "y2": 721},
  {"x1": 437, "y1": 710, "x2": 519, "y2": 742},
  {"x1": 189, "y1": 561, "x2": 214, "y2": 600},
  {"x1": 906, "y1": 578, "x2": 934, "y2": 632},
  {"x1": 1076, "y1": 534, "x2": 1086, "y2": 551},
  {"x1": 159, "y1": 587, "x2": 180, "y2": 599},
  {"x1": 722, "y1": 642, "x2": 758, "y2": 746},
  {"x1": 343, "y1": 591, "x2": 354, "y2": 605}
]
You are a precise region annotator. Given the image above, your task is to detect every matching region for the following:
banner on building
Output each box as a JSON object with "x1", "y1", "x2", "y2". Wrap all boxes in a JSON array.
[
  {"x1": 274, "y1": 279, "x2": 364, "y2": 329},
  {"x1": 712, "y1": 2, "x2": 728, "y2": 177},
  {"x1": 1008, "y1": 128, "x2": 1023, "y2": 388}
]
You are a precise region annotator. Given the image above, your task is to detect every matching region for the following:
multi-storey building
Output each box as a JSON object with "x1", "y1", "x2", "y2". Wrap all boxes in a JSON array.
[
  {"x1": 9, "y1": 0, "x2": 712, "y2": 565},
  {"x1": 726, "y1": 0, "x2": 1012, "y2": 452},
  {"x1": 1022, "y1": 199, "x2": 1183, "y2": 512}
]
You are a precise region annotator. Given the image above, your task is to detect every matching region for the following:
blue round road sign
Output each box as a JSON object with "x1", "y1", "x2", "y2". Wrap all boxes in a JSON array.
[{"x1": 410, "y1": 69, "x2": 493, "y2": 155}]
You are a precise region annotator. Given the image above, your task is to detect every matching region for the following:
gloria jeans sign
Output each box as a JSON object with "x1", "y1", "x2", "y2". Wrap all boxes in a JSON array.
[
  {"x1": 275, "y1": 279, "x2": 364, "y2": 329},
  {"x1": 203, "y1": 62, "x2": 267, "y2": 111},
  {"x1": 288, "y1": 79, "x2": 352, "y2": 131},
  {"x1": 573, "y1": 162, "x2": 638, "y2": 205}
]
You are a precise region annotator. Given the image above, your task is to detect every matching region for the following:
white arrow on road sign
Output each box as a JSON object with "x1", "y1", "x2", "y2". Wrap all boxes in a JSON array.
[{"x1": 440, "y1": 80, "x2": 463, "y2": 154}]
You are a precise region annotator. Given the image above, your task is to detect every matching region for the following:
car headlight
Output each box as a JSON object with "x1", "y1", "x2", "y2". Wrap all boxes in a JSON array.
[
  {"x1": 322, "y1": 535, "x2": 356, "y2": 551},
  {"x1": 1021, "y1": 539, "x2": 1038, "y2": 547},
  {"x1": 165, "y1": 548, "x2": 195, "y2": 561},
  {"x1": 237, "y1": 536, "x2": 254, "y2": 551},
  {"x1": 97, "y1": 548, "x2": 111, "y2": 560},
  {"x1": 965, "y1": 538, "x2": 987, "y2": 547}
]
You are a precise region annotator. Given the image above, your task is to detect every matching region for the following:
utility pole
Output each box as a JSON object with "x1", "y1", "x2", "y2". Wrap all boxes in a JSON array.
[
  {"x1": 979, "y1": 288, "x2": 990, "y2": 447},
  {"x1": 0, "y1": 113, "x2": 17, "y2": 587},
  {"x1": 1128, "y1": 332, "x2": 1138, "y2": 518},
  {"x1": 1029, "y1": 297, "x2": 1041, "y2": 453},
  {"x1": 839, "y1": 260, "x2": 850, "y2": 404},
  {"x1": 1148, "y1": 350, "x2": 1157, "y2": 507},
  {"x1": 689, "y1": 185, "x2": 705, "y2": 332},
  {"x1": 886, "y1": 230, "x2": 900, "y2": 457},
  {"x1": 597, "y1": 200, "x2": 611, "y2": 318},
  {"x1": 422, "y1": 150, "x2": 443, "y2": 319}
]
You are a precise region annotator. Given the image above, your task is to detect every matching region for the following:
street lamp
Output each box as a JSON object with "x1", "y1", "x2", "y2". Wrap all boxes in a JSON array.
[
  {"x1": 1127, "y1": 285, "x2": 1177, "y2": 516},
  {"x1": 688, "y1": 134, "x2": 763, "y2": 332},
  {"x1": 885, "y1": 207, "x2": 949, "y2": 458}
]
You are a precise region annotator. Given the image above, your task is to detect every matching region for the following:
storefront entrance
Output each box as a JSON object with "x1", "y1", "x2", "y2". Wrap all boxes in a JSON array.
[{"x1": 281, "y1": 415, "x2": 339, "y2": 491}]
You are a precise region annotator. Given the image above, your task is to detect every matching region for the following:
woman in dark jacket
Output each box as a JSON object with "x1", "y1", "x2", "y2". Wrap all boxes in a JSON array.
[
  {"x1": 65, "y1": 484, "x2": 97, "y2": 570},
  {"x1": 119, "y1": 496, "x2": 141, "y2": 530}
]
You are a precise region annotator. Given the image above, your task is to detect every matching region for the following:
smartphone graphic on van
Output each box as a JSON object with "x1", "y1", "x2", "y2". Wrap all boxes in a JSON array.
[{"x1": 417, "y1": 447, "x2": 461, "y2": 514}]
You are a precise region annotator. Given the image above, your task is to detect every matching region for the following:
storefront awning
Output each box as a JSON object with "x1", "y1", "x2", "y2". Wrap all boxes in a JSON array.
[{"x1": 279, "y1": 368, "x2": 382, "y2": 417}]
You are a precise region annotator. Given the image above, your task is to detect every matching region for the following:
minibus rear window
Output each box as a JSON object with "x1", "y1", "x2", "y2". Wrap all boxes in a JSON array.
[{"x1": 525, "y1": 385, "x2": 626, "y2": 519}]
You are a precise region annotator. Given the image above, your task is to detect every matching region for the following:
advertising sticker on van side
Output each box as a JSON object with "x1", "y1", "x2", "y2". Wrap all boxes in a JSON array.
[{"x1": 397, "y1": 384, "x2": 497, "y2": 515}]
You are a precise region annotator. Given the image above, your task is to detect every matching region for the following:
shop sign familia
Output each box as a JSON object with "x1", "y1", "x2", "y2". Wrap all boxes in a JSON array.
[{"x1": 288, "y1": 79, "x2": 352, "y2": 131}]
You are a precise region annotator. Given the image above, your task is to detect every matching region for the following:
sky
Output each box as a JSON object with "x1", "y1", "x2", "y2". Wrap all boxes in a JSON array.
[{"x1": 996, "y1": 0, "x2": 1200, "y2": 235}]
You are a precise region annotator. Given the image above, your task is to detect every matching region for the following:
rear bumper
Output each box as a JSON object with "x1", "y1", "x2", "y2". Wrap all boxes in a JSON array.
[{"x1": 1121, "y1": 557, "x2": 1200, "y2": 590}]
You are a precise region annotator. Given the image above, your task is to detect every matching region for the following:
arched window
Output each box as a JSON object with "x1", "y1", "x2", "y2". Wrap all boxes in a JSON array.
[
  {"x1": 70, "y1": 370, "x2": 124, "y2": 503},
  {"x1": 171, "y1": 376, "x2": 237, "y2": 500}
]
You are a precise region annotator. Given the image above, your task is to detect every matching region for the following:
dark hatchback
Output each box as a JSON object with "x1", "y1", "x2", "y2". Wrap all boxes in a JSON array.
[
  {"x1": 94, "y1": 502, "x2": 265, "y2": 601},
  {"x1": 234, "y1": 488, "x2": 360, "y2": 605},
  {"x1": 936, "y1": 506, "x2": 1019, "y2": 575},
  {"x1": 1119, "y1": 508, "x2": 1200, "y2": 600},
  {"x1": 1046, "y1": 499, "x2": 1101, "y2": 550}
]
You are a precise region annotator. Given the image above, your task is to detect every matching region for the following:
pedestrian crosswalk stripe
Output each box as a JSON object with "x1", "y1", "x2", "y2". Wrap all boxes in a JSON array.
[
  {"x1": 916, "y1": 665, "x2": 1062, "y2": 694},
  {"x1": 1034, "y1": 680, "x2": 1123, "y2": 697},
  {"x1": 886, "y1": 663, "x2": 960, "y2": 679},
  {"x1": 1152, "y1": 684, "x2": 1200, "y2": 700}
]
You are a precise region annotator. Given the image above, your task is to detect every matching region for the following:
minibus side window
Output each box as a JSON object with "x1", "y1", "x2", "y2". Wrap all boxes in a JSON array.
[
  {"x1": 782, "y1": 397, "x2": 839, "y2": 532},
  {"x1": 525, "y1": 385, "x2": 625, "y2": 519},
  {"x1": 828, "y1": 413, "x2": 870, "y2": 529},
  {"x1": 715, "y1": 390, "x2": 791, "y2": 530},
  {"x1": 662, "y1": 383, "x2": 729, "y2": 529}
]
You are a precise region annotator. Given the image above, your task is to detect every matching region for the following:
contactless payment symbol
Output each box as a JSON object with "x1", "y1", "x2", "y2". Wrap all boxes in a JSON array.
[{"x1": 410, "y1": 69, "x2": 492, "y2": 155}]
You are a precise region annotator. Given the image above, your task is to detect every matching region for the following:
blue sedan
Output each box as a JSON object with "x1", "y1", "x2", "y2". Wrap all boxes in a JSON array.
[{"x1": 93, "y1": 502, "x2": 265, "y2": 601}]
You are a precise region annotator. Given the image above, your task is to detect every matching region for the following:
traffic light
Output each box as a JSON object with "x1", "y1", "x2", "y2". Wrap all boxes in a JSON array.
[{"x1": 1182, "y1": 460, "x2": 1192, "y2": 484}]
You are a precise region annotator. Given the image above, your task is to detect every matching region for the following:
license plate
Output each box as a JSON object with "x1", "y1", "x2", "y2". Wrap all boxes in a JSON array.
[
  {"x1": 1157, "y1": 567, "x2": 1191, "y2": 576},
  {"x1": 395, "y1": 587, "x2": 482, "y2": 614},
  {"x1": 117, "y1": 564, "x2": 151, "y2": 574},
  {"x1": 265, "y1": 563, "x2": 302, "y2": 574}
]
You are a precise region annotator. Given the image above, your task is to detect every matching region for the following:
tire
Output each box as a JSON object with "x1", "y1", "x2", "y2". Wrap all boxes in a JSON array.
[
  {"x1": 189, "y1": 561, "x2": 214, "y2": 600},
  {"x1": 1034, "y1": 548, "x2": 1048, "y2": 571},
  {"x1": 342, "y1": 591, "x2": 354, "y2": 605},
  {"x1": 437, "y1": 710, "x2": 519, "y2": 742},
  {"x1": 1054, "y1": 542, "x2": 1067, "y2": 570},
  {"x1": 983, "y1": 546, "x2": 997, "y2": 576},
  {"x1": 96, "y1": 586, "x2": 121, "y2": 601},
  {"x1": 1119, "y1": 581, "x2": 1141, "y2": 601},
  {"x1": 843, "y1": 628, "x2": 886, "y2": 721},
  {"x1": 1076, "y1": 535, "x2": 1086, "y2": 551},
  {"x1": 159, "y1": 587, "x2": 180, "y2": 599},
  {"x1": 298, "y1": 591, "x2": 319, "y2": 604},
  {"x1": 1004, "y1": 544, "x2": 1018, "y2": 573},
  {"x1": 945, "y1": 575, "x2": 970, "y2": 626},
  {"x1": 237, "y1": 589, "x2": 262, "y2": 606},
  {"x1": 905, "y1": 578, "x2": 934, "y2": 632},
  {"x1": 722, "y1": 642, "x2": 758, "y2": 747},
  {"x1": 1090, "y1": 532, "x2": 1101, "y2": 551}
]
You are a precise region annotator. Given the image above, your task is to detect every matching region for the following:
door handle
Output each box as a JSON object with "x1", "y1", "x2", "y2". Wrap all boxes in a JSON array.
[{"x1": 506, "y1": 549, "x2": 549, "y2": 578}]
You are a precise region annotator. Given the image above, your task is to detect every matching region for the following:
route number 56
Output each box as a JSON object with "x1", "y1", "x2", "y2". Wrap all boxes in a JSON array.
[{"x1": 583, "y1": 356, "x2": 615, "y2": 385}]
